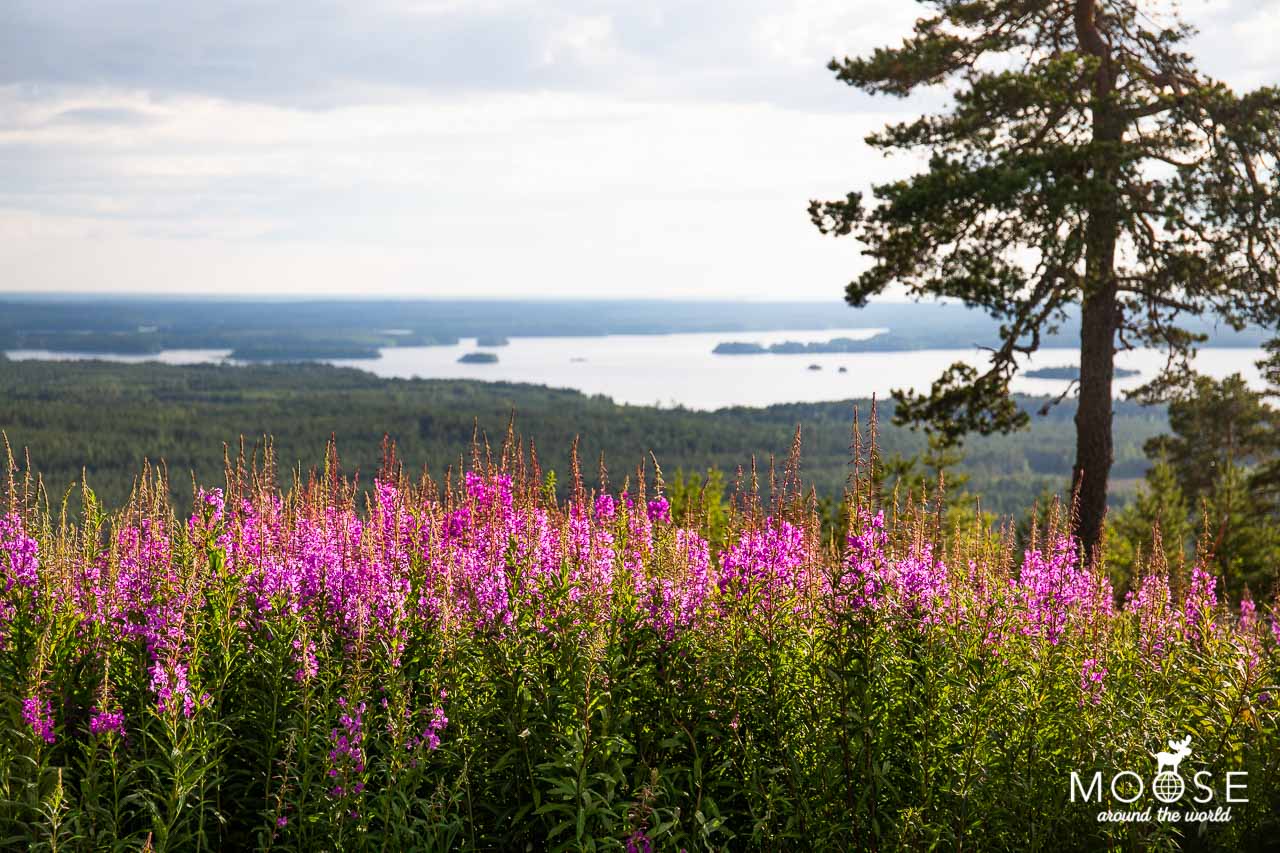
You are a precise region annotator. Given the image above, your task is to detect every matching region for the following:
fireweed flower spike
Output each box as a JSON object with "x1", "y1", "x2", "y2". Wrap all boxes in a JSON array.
[
  {"x1": 1, "y1": 512, "x2": 39, "y2": 645},
  {"x1": 1125, "y1": 566, "x2": 1176, "y2": 663},
  {"x1": 89, "y1": 706, "x2": 126, "y2": 738},
  {"x1": 718, "y1": 516, "x2": 809, "y2": 614},
  {"x1": 840, "y1": 510, "x2": 890, "y2": 613},
  {"x1": 22, "y1": 694, "x2": 55, "y2": 744},
  {"x1": 646, "y1": 496, "x2": 671, "y2": 525},
  {"x1": 1184, "y1": 564, "x2": 1220, "y2": 643},
  {"x1": 1079, "y1": 657, "x2": 1107, "y2": 706}
]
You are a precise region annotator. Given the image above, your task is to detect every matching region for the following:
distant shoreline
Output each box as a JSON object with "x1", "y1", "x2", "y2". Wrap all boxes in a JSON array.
[{"x1": 2, "y1": 298, "x2": 1271, "y2": 359}]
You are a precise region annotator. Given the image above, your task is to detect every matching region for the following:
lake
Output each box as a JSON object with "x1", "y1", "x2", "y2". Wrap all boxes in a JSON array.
[{"x1": 6, "y1": 328, "x2": 1267, "y2": 410}]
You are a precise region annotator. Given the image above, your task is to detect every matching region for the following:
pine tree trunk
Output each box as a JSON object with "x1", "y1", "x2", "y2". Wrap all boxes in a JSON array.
[
  {"x1": 1073, "y1": 0, "x2": 1120, "y2": 561},
  {"x1": 1074, "y1": 284, "x2": 1116, "y2": 560}
]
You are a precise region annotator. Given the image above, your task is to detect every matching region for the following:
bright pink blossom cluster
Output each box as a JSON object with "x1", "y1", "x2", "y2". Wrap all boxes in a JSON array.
[
  {"x1": 329, "y1": 697, "x2": 368, "y2": 801},
  {"x1": 0, "y1": 464, "x2": 1266, "y2": 749}
]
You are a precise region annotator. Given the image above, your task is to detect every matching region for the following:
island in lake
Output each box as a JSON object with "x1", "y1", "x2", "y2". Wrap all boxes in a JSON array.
[
  {"x1": 1025, "y1": 365, "x2": 1139, "y2": 380},
  {"x1": 458, "y1": 352, "x2": 499, "y2": 364},
  {"x1": 713, "y1": 335, "x2": 911, "y2": 355},
  {"x1": 476, "y1": 335, "x2": 510, "y2": 347}
]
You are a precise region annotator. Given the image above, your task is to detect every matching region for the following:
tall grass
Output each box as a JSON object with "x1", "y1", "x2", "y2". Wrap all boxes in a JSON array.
[{"x1": 0, "y1": 424, "x2": 1276, "y2": 851}]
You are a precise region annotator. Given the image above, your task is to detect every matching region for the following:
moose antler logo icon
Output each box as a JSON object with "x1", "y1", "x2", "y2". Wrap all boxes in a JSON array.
[
  {"x1": 1154, "y1": 735, "x2": 1192, "y2": 775},
  {"x1": 1151, "y1": 735, "x2": 1192, "y2": 803}
]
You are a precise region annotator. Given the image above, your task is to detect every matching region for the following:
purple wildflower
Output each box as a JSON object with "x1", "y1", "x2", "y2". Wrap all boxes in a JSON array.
[
  {"x1": 626, "y1": 829, "x2": 654, "y2": 853},
  {"x1": 1184, "y1": 564, "x2": 1218, "y2": 642},
  {"x1": 1125, "y1": 568, "x2": 1175, "y2": 662},
  {"x1": 1079, "y1": 658, "x2": 1107, "y2": 705},
  {"x1": 839, "y1": 510, "x2": 889, "y2": 612},
  {"x1": 646, "y1": 496, "x2": 671, "y2": 525},
  {"x1": 719, "y1": 517, "x2": 809, "y2": 613},
  {"x1": 328, "y1": 698, "x2": 368, "y2": 802},
  {"x1": 0, "y1": 512, "x2": 39, "y2": 590},
  {"x1": 89, "y1": 707, "x2": 126, "y2": 738},
  {"x1": 594, "y1": 492, "x2": 617, "y2": 521},
  {"x1": 22, "y1": 695, "x2": 55, "y2": 744}
]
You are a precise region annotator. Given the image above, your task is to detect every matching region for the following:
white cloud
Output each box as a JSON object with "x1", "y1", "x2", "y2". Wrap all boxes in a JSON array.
[
  {"x1": 0, "y1": 87, "x2": 903, "y2": 298},
  {"x1": 0, "y1": 1, "x2": 1276, "y2": 299},
  {"x1": 1180, "y1": 0, "x2": 1280, "y2": 89},
  {"x1": 754, "y1": 0, "x2": 916, "y2": 68},
  {"x1": 539, "y1": 15, "x2": 617, "y2": 67}
]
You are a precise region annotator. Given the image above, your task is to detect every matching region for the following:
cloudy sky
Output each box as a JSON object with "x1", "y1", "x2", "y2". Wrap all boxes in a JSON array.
[{"x1": 0, "y1": 0, "x2": 1274, "y2": 299}]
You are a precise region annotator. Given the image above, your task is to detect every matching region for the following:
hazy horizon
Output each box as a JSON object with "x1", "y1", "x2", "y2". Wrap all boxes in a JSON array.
[{"x1": 0, "y1": 292, "x2": 853, "y2": 304}]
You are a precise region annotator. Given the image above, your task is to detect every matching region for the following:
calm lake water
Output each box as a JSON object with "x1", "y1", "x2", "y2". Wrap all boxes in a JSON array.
[{"x1": 6, "y1": 328, "x2": 1267, "y2": 410}]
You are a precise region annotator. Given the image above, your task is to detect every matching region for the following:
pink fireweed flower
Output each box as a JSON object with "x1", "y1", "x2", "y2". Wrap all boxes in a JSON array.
[
  {"x1": 594, "y1": 492, "x2": 617, "y2": 522},
  {"x1": 465, "y1": 471, "x2": 514, "y2": 515},
  {"x1": 0, "y1": 512, "x2": 39, "y2": 591},
  {"x1": 431, "y1": 472, "x2": 535, "y2": 632},
  {"x1": 839, "y1": 510, "x2": 889, "y2": 612},
  {"x1": 961, "y1": 558, "x2": 1016, "y2": 650},
  {"x1": 0, "y1": 598, "x2": 14, "y2": 650},
  {"x1": 149, "y1": 659, "x2": 209, "y2": 718},
  {"x1": 640, "y1": 528, "x2": 712, "y2": 640},
  {"x1": 328, "y1": 698, "x2": 368, "y2": 801},
  {"x1": 646, "y1": 496, "x2": 671, "y2": 525},
  {"x1": 626, "y1": 829, "x2": 654, "y2": 853},
  {"x1": 0, "y1": 512, "x2": 40, "y2": 648},
  {"x1": 282, "y1": 504, "x2": 414, "y2": 652},
  {"x1": 1184, "y1": 564, "x2": 1218, "y2": 643},
  {"x1": 836, "y1": 512, "x2": 952, "y2": 625},
  {"x1": 200, "y1": 487, "x2": 225, "y2": 517},
  {"x1": 89, "y1": 707, "x2": 126, "y2": 738},
  {"x1": 719, "y1": 517, "x2": 809, "y2": 613},
  {"x1": 1016, "y1": 536, "x2": 1075, "y2": 644},
  {"x1": 503, "y1": 506, "x2": 564, "y2": 628},
  {"x1": 22, "y1": 695, "x2": 55, "y2": 744},
  {"x1": 1125, "y1": 568, "x2": 1175, "y2": 662},
  {"x1": 293, "y1": 637, "x2": 319, "y2": 683},
  {"x1": 406, "y1": 703, "x2": 450, "y2": 752},
  {"x1": 889, "y1": 543, "x2": 951, "y2": 625},
  {"x1": 427, "y1": 705, "x2": 448, "y2": 750},
  {"x1": 564, "y1": 502, "x2": 616, "y2": 611},
  {"x1": 1014, "y1": 535, "x2": 1110, "y2": 645},
  {"x1": 1240, "y1": 594, "x2": 1257, "y2": 630},
  {"x1": 619, "y1": 496, "x2": 654, "y2": 588},
  {"x1": 1236, "y1": 592, "x2": 1263, "y2": 669},
  {"x1": 445, "y1": 506, "x2": 471, "y2": 541},
  {"x1": 1, "y1": 513, "x2": 40, "y2": 643},
  {"x1": 1079, "y1": 657, "x2": 1107, "y2": 706},
  {"x1": 188, "y1": 487, "x2": 232, "y2": 552}
]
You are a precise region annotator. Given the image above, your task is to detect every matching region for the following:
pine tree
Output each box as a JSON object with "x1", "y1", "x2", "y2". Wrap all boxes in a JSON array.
[
  {"x1": 811, "y1": 0, "x2": 1280, "y2": 557},
  {"x1": 1204, "y1": 459, "x2": 1280, "y2": 598},
  {"x1": 1129, "y1": 372, "x2": 1280, "y2": 596},
  {"x1": 1107, "y1": 455, "x2": 1192, "y2": 593},
  {"x1": 1143, "y1": 373, "x2": 1275, "y2": 505}
]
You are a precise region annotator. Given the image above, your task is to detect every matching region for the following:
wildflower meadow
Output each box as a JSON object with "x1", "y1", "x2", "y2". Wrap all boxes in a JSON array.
[{"x1": 0, "y1": 425, "x2": 1277, "y2": 851}]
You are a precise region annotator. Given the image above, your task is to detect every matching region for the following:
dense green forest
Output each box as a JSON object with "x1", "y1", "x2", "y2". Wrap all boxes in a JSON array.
[{"x1": 0, "y1": 357, "x2": 1166, "y2": 515}]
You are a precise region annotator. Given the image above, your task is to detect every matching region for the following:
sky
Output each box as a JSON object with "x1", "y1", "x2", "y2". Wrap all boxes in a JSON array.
[{"x1": 0, "y1": 0, "x2": 1275, "y2": 300}]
